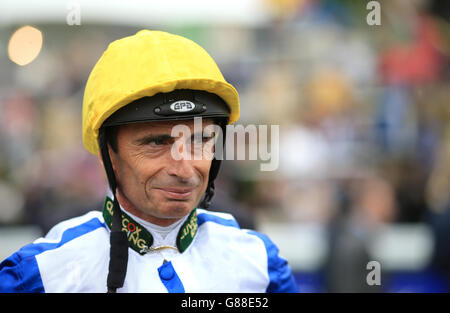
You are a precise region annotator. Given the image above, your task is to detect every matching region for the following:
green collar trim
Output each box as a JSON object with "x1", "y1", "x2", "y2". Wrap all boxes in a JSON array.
[{"x1": 102, "y1": 196, "x2": 198, "y2": 255}]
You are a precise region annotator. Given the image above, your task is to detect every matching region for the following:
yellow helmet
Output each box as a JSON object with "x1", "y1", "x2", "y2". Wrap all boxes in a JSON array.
[{"x1": 82, "y1": 29, "x2": 240, "y2": 155}]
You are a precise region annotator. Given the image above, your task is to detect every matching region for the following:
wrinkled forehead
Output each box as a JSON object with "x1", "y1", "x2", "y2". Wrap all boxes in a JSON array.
[{"x1": 118, "y1": 118, "x2": 216, "y2": 134}]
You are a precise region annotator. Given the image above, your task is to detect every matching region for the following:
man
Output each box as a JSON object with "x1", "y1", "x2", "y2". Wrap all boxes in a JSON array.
[{"x1": 0, "y1": 30, "x2": 297, "y2": 293}]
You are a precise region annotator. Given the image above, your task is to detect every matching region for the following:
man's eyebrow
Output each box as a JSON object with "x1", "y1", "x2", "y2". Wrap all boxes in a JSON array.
[
  {"x1": 134, "y1": 134, "x2": 174, "y2": 145},
  {"x1": 190, "y1": 131, "x2": 216, "y2": 140},
  {"x1": 134, "y1": 129, "x2": 216, "y2": 145}
]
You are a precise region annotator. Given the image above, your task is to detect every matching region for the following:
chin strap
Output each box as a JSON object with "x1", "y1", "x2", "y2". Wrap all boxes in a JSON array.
[
  {"x1": 199, "y1": 159, "x2": 220, "y2": 209},
  {"x1": 98, "y1": 129, "x2": 129, "y2": 293},
  {"x1": 200, "y1": 182, "x2": 215, "y2": 209},
  {"x1": 199, "y1": 121, "x2": 226, "y2": 210}
]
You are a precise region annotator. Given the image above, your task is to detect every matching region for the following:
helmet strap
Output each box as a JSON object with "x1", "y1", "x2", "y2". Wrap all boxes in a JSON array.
[
  {"x1": 98, "y1": 128, "x2": 129, "y2": 293},
  {"x1": 199, "y1": 161, "x2": 219, "y2": 209},
  {"x1": 199, "y1": 121, "x2": 226, "y2": 210}
]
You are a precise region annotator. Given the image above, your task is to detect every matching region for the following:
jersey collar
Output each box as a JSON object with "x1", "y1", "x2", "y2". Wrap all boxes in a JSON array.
[{"x1": 102, "y1": 196, "x2": 198, "y2": 255}]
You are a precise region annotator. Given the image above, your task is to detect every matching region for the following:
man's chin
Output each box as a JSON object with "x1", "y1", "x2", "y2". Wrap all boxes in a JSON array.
[{"x1": 158, "y1": 200, "x2": 196, "y2": 217}]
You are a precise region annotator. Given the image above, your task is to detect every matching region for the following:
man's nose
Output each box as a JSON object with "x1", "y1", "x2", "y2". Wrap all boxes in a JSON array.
[
  {"x1": 167, "y1": 140, "x2": 194, "y2": 179},
  {"x1": 167, "y1": 157, "x2": 194, "y2": 180}
]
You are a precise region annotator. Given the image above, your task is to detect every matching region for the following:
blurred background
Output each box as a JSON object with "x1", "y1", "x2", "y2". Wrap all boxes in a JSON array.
[{"x1": 0, "y1": 0, "x2": 449, "y2": 292}]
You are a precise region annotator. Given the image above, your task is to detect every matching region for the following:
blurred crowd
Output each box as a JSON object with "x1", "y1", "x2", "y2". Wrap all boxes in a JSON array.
[{"x1": 0, "y1": 0, "x2": 449, "y2": 292}]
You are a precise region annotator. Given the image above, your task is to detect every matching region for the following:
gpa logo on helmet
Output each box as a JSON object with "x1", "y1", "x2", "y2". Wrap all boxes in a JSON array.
[{"x1": 170, "y1": 100, "x2": 195, "y2": 113}]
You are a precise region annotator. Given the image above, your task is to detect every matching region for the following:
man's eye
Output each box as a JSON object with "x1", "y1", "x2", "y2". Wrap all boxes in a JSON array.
[
  {"x1": 192, "y1": 136, "x2": 214, "y2": 144},
  {"x1": 149, "y1": 138, "x2": 168, "y2": 146},
  {"x1": 149, "y1": 140, "x2": 162, "y2": 146}
]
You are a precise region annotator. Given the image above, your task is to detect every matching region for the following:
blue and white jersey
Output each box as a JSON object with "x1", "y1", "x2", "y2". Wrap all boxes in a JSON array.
[{"x1": 0, "y1": 207, "x2": 297, "y2": 293}]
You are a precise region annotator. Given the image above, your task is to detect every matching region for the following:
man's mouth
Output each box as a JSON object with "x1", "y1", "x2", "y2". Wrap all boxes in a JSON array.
[{"x1": 154, "y1": 187, "x2": 194, "y2": 200}]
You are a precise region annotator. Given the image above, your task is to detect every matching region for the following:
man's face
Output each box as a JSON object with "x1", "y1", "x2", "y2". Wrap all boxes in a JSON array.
[{"x1": 107, "y1": 119, "x2": 216, "y2": 226}]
